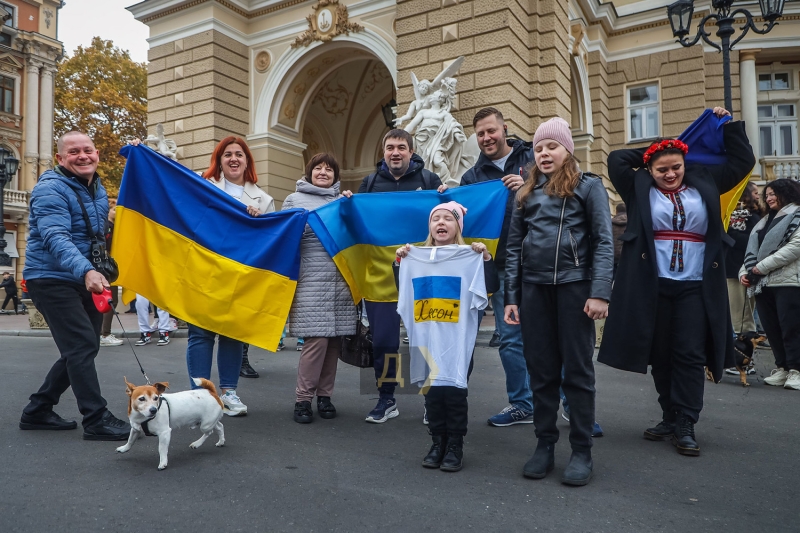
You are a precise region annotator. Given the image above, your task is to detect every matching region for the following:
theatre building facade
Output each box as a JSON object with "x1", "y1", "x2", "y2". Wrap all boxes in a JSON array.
[{"x1": 129, "y1": 0, "x2": 800, "y2": 205}]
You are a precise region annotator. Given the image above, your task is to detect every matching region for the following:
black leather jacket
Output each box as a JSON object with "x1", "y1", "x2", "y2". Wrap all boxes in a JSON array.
[{"x1": 505, "y1": 172, "x2": 614, "y2": 306}]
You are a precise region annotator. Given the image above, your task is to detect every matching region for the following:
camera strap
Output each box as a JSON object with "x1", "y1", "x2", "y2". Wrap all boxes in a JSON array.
[{"x1": 69, "y1": 186, "x2": 104, "y2": 243}]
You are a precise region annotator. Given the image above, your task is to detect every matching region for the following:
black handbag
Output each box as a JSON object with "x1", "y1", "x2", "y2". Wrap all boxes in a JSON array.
[
  {"x1": 339, "y1": 303, "x2": 374, "y2": 368},
  {"x1": 71, "y1": 188, "x2": 119, "y2": 284}
]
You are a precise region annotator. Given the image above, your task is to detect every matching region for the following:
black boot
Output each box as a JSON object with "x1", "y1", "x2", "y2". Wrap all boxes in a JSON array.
[
  {"x1": 562, "y1": 449, "x2": 593, "y2": 486},
  {"x1": 422, "y1": 434, "x2": 447, "y2": 468},
  {"x1": 240, "y1": 344, "x2": 259, "y2": 378},
  {"x1": 672, "y1": 412, "x2": 700, "y2": 456},
  {"x1": 523, "y1": 440, "x2": 555, "y2": 479},
  {"x1": 317, "y1": 396, "x2": 337, "y2": 419},
  {"x1": 644, "y1": 413, "x2": 676, "y2": 441},
  {"x1": 439, "y1": 435, "x2": 464, "y2": 472},
  {"x1": 293, "y1": 401, "x2": 313, "y2": 424}
]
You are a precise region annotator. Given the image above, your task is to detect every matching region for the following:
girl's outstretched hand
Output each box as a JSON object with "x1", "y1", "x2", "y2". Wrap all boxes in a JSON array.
[
  {"x1": 584, "y1": 298, "x2": 608, "y2": 320},
  {"x1": 395, "y1": 244, "x2": 411, "y2": 260},
  {"x1": 471, "y1": 242, "x2": 491, "y2": 260},
  {"x1": 504, "y1": 305, "x2": 520, "y2": 325}
]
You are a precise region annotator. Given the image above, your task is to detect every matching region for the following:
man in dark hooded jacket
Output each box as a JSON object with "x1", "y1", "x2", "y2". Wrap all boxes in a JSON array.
[
  {"x1": 358, "y1": 129, "x2": 444, "y2": 423},
  {"x1": 460, "y1": 107, "x2": 535, "y2": 427}
]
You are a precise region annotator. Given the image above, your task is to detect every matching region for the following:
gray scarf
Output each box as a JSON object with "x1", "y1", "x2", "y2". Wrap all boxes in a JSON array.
[{"x1": 744, "y1": 204, "x2": 800, "y2": 296}]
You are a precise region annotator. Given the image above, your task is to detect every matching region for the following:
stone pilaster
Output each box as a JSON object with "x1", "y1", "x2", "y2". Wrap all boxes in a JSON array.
[
  {"x1": 23, "y1": 61, "x2": 41, "y2": 177},
  {"x1": 38, "y1": 65, "x2": 56, "y2": 171},
  {"x1": 739, "y1": 50, "x2": 760, "y2": 178},
  {"x1": 146, "y1": 30, "x2": 250, "y2": 173}
]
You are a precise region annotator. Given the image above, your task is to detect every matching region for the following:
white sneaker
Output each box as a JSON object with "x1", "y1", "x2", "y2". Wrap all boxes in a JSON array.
[
  {"x1": 221, "y1": 390, "x2": 247, "y2": 416},
  {"x1": 784, "y1": 370, "x2": 800, "y2": 390},
  {"x1": 765, "y1": 368, "x2": 790, "y2": 386},
  {"x1": 100, "y1": 334, "x2": 123, "y2": 347}
]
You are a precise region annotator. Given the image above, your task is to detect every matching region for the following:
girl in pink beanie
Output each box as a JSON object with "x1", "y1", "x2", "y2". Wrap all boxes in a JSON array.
[
  {"x1": 394, "y1": 201, "x2": 498, "y2": 472},
  {"x1": 504, "y1": 116, "x2": 614, "y2": 486}
]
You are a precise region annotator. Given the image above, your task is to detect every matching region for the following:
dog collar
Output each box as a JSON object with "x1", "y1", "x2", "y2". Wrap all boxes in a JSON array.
[{"x1": 142, "y1": 396, "x2": 170, "y2": 437}]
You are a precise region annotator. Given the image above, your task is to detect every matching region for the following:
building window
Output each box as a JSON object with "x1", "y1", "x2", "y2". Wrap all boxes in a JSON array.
[
  {"x1": 0, "y1": 75, "x2": 12, "y2": 113},
  {"x1": 627, "y1": 83, "x2": 659, "y2": 142},
  {"x1": 0, "y1": 3, "x2": 14, "y2": 27},
  {"x1": 758, "y1": 72, "x2": 791, "y2": 91},
  {"x1": 758, "y1": 104, "x2": 797, "y2": 157}
]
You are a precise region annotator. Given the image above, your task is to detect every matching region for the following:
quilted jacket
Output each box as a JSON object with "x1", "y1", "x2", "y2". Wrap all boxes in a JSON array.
[
  {"x1": 282, "y1": 179, "x2": 357, "y2": 337},
  {"x1": 24, "y1": 167, "x2": 108, "y2": 284}
]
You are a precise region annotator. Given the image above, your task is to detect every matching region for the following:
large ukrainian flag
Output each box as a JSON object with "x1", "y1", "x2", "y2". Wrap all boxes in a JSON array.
[
  {"x1": 678, "y1": 109, "x2": 754, "y2": 230},
  {"x1": 308, "y1": 180, "x2": 508, "y2": 303},
  {"x1": 114, "y1": 145, "x2": 308, "y2": 351}
]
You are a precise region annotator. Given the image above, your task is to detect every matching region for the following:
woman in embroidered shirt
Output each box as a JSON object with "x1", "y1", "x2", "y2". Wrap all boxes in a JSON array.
[{"x1": 598, "y1": 107, "x2": 755, "y2": 457}]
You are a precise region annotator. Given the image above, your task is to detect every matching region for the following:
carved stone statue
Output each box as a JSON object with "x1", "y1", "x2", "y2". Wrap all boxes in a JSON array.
[
  {"x1": 145, "y1": 124, "x2": 178, "y2": 161},
  {"x1": 398, "y1": 58, "x2": 476, "y2": 188}
]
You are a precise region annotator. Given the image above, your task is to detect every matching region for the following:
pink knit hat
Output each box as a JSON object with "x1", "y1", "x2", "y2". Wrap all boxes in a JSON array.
[
  {"x1": 532, "y1": 117, "x2": 574, "y2": 154},
  {"x1": 429, "y1": 201, "x2": 467, "y2": 233}
]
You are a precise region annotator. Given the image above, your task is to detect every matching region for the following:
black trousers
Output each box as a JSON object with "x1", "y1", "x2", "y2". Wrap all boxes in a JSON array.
[
  {"x1": 364, "y1": 300, "x2": 401, "y2": 397},
  {"x1": 650, "y1": 278, "x2": 707, "y2": 423},
  {"x1": 425, "y1": 386, "x2": 468, "y2": 437},
  {"x1": 756, "y1": 286, "x2": 800, "y2": 371},
  {"x1": 2, "y1": 293, "x2": 19, "y2": 312},
  {"x1": 23, "y1": 279, "x2": 108, "y2": 427},
  {"x1": 521, "y1": 281, "x2": 596, "y2": 451}
]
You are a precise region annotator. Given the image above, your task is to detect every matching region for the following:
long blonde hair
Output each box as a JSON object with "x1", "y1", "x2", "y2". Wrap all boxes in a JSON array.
[{"x1": 516, "y1": 154, "x2": 581, "y2": 207}]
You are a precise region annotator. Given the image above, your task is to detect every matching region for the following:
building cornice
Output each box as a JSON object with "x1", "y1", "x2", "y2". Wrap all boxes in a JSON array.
[{"x1": 128, "y1": 0, "x2": 314, "y2": 23}]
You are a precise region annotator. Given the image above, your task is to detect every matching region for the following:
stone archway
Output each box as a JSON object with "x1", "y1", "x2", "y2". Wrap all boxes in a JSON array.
[{"x1": 249, "y1": 32, "x2": 395, "y2": 205}]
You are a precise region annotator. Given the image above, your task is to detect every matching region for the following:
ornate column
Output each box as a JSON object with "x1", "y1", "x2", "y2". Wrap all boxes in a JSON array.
[
  {"x1": 24, "y1": 61, "x2": 41, "y2": 174},
  {"x1": 739, "y1": 50, "x2": 761, "y2": 179},
  {"x1": 38, "y1": 65, "x2": 56, "y2": 171}
]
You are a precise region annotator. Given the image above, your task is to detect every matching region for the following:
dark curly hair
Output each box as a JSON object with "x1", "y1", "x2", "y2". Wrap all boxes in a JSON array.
[{"x1": 764, "y1": 179, "x2": 800, "y2": 210}]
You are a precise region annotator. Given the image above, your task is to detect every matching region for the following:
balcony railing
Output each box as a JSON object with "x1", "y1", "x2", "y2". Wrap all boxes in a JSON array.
[
  {"x1": 3, "y1": 188, "x2": 29, "y2": 210},
  {"x1": 761, "y1": 156, "x2": 800, "y2": 181}
]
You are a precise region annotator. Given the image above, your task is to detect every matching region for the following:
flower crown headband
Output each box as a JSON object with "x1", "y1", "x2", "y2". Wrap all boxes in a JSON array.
[{"x1": 643, "y1": 139, "x2": 689, "y2": 165}]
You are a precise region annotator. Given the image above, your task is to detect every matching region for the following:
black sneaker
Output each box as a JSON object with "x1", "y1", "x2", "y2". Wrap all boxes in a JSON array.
[
  {"x1": 157, "y1": 332, "x2": 170, "y2": 346},
  {"x1": 489, "y1": 332, "x2": 500, "y2": 348},
  {"x1": 83, "y1": 411, "x2": 131, "y2": 441},
  {"x1": 317, "y1": 396, "x2": 336, "y2": 419},
  {"x1": 135, "y1": 332, "x2": 152, "y2": 346},
  {"x1": 20, "y1": 410, "x2": 78, "y2": 431},
  {"x1": 294, "y1": 401, "x2": 313, "y2": 424}
]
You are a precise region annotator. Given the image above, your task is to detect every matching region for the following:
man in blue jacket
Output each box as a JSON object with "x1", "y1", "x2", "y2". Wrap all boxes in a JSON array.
[
  {"x1": 19, "y1": 131, "x2": 130, "y2": 441},
  {"x1": 358, "y1": 129, "x2": 445, "y2": 423},
  {"x1": 460, "y1": 108, "x2": 534, "y2": 426}
]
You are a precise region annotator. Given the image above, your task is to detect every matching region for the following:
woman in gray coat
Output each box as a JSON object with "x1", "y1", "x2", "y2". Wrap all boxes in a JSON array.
[{"x1": 284, "y1": 153, "x2": 357, "y2": 423}]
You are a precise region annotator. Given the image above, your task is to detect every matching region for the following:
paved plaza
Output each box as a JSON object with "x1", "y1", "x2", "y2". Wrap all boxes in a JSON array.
[{"x1": 1, "y1": 331, "x2": 798, "y2": 532}]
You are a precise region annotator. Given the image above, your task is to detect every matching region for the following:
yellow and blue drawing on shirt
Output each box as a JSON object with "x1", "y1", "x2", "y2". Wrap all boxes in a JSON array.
[{"x1": 413, "y1": 276, "x2": 461, "y2": 323}]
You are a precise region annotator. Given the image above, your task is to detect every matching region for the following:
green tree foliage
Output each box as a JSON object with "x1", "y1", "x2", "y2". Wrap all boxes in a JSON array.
[{"x1": 54, "y1": 37, "x2": 147, "y2": 197}]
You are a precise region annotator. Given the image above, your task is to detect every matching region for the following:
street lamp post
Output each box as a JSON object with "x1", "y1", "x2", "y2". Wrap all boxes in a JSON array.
[
  {"x1": 0, "y1": 146, "x2": 21, "y2": 267},
  {"x1": 666, "y1": 0, "x2": 786, "y2": 112}
]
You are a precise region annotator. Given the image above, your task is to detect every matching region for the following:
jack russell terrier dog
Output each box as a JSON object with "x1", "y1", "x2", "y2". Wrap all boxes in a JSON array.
[{"x1": 116, "y1": 377, "x2": 225, "y2": 470}]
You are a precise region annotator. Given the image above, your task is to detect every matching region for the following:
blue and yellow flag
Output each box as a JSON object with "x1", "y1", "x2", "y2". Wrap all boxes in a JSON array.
[
  {"x1": 115, "y1": 145, "x2": 308, "y2": 351},
  {"x1": 413, "y1": 276, "x2": 461, "y2": 323},
  {"x1": 307, "y1": 180, "x2": 508, "y2": 303},
  {"x1": 678, "y1": 109, "x2": 754, "y2": 230}
]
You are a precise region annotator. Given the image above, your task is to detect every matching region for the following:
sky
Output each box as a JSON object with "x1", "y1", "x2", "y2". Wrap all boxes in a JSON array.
[{"x1": 58, "y1": 0, "x2": 150, "y2": 63}]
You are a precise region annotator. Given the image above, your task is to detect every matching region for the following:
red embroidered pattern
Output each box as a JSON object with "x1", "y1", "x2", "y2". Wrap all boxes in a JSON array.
[{"x1": 643, "y1": 139, "x2": 689, "y2": 165}]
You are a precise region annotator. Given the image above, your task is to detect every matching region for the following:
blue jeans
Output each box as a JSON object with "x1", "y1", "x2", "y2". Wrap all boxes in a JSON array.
[
  {"x1": 186, "y1": 324, "x2": 243, "y2": 390},
  {"x1": 491, "y1": 271, "x2": 533, "y2": 413}
]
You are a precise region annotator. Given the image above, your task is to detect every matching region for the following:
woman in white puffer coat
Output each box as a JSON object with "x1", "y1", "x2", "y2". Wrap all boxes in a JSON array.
[
  {"x1": 283, "y1": 153, "x2": 357, "y2": 423},
  {"x1": 739, "y1": 179, "x2": 800, "y2": 390}
]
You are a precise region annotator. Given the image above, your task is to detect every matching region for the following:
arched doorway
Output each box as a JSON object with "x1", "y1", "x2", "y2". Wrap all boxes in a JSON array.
[{"x1": 250, "y1": 33, "x2": 395, "y2": 203}]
